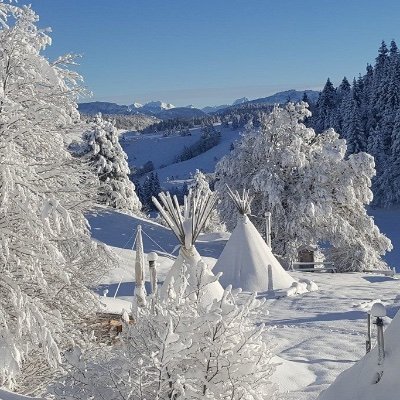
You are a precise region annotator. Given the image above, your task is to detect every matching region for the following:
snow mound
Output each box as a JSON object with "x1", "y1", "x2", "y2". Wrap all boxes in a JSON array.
[
  {"x1": 98, "y1": 296, "x2": 132, "y2": 315},
  {"x1": 271, "y1": 356, "x2": 316, "y2": 393},
  {"x1": 213, "y1": 215, "x2": 295, "y2": 292},
  {"x1": 318, "y1": 308, "x2": 400, "y2": 400},
  {"x1": 276, "y1": 279, "x2": 319, "y2": 298}
]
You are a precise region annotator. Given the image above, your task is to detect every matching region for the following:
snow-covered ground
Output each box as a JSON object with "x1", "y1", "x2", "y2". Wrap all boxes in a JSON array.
[
  {"x1": 0, "y1": 389, "x2": 42, "y2": 400},
  {"x1": 88, "y1": 208, "x2": 400, "y2": 399}
]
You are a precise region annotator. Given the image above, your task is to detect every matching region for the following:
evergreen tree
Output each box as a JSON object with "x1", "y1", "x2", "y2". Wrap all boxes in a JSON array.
[
  {"x1": 313, "y1": 78, "x2": 337, "y2": 133},
  {"x1": 85, "y1": 114, "x2": 141, "y2": 214},
  {"x1": 140, "y1": 172, "x2": 162, "y2": 211},
  {"x1": 344, "y1": 96, "x2": 366, "y2": 154},
  {"x1": 310, "y1": 40, "x2": 400, "y2": 207},
  {"x1": 336, "y1": 77, "x2": 352, "y2": 133}
]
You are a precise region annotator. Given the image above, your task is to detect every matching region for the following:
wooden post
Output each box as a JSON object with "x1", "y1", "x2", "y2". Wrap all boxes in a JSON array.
[
  {"x1": 366, "y1": 313, "x2": 372, "y2": 353},
  {"x1": 376, "y1": 317, "x2": 385, "y2": 365},
  {"x1": 147, "y1": 252, "x2": 159, "y2": 295},
  {"x1": 134, "y1": 225, "x2": 147, "y2": 307},
  {"x1": 371, "y1": 302, "x2": 386, "y2": 366},
  {"x1": 265, "y1": 211, "x2": 271, "y2": 248}
]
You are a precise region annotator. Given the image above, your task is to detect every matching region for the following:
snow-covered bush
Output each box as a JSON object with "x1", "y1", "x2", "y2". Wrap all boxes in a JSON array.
[
  {"x1": 0, "y1": 3, "x2": 116, "y2": 392},
  {"x1": 55, "y1": 264, "x2": 276, "y2": 400},
  {"x1": 85, "y1": 114, "x2": 142, "y2": 214},
  {"x1": 215, "y1": 102, "x2": 392, "y2": 271},
  {"x1": 189, "y1": 170, "x2": 226, "y2": 232}
]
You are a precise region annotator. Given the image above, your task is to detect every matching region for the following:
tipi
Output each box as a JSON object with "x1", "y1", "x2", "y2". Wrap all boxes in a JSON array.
[
  {"x1": 213, "y1": 187, "x2": 295, "y2": 292},
  {"x1": 152, "y1": 189, "x2": 224, "y2": 305}
]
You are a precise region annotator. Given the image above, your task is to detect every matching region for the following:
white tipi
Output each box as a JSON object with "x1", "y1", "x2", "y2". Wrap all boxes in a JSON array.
[
  {"x1": 152, "y1": 189, "x2": 224, "y2": 305},
  {"x1": 213, "y1": 187, "x2": 295, "y2": 292}
]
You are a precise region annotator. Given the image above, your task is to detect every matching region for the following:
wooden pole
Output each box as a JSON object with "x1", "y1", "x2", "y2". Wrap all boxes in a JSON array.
[
  {"x1": 265, "y1": 212, "x2": 271, "y2": 248},
  {"x1": 147, "y1": 252, "x2": 159, "y2": 295},
  {"x1": 134, "y1": 225, "x2": 147, "y2": 307},
  {"x1": 366, "y1": 313, "x2": 372, "y2": 353},
  {"x1": 371, "y1": 302, "x2": 386, "y2": 366}
]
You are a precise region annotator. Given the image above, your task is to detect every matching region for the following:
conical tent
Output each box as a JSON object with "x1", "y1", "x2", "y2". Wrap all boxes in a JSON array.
[
  {"x1": 152, "y1": 189, "x2": 224, "y2": 305},
  {"x1": 213, "y1": 187, "x2": 295, "y2": 292}
]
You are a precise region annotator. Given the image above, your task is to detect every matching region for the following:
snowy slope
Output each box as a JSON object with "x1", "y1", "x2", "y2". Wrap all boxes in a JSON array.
[
  {"x1": 0, "y1": 389, "x2": 41, "y2": 400},
  {"x1": 122, "y1": 125, "x2": 241, "y2": 188},
  {"x1": 122, "y1": 129, "x2": 205, "y2": 169}
]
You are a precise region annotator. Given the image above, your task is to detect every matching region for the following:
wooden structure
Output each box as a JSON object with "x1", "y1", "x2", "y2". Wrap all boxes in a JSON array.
[
  {"x1": 290, "y1": 261, "x2": 336, "y2": 273},
  {"x1": 297, "y1": 244, "x2": 317, "y2": 269},
  {"x1": 91, "y1": 312, "x2": 135, "y2": 344}
]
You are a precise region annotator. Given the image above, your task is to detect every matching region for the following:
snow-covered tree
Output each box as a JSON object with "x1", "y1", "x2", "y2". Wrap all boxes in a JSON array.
[
  {"x1": 313, "y1": 78, "x2": 337, "y2": 133},
  {"x1": 85, "y1": 114, "x2": 141, "y2": 214},
  {"x1": 140, "y1": 172, "x2": 161, "y2": 210},
  {"x1": 216, "y1": 103, "x2": 392, "y2": 272},
  {"x1": 189, "y1": 170, "x2": 225, "y2": 232},
  {"x1": 54, "y1": 264, "x2": 276, "y2": 400},
  {"x1": 0, "y1": 3, "x2": 116, "y2": 392}
]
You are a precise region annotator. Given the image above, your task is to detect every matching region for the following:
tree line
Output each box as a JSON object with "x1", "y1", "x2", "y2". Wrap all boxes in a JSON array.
[{"x1": 310, "y1": 40, "x2": 400, "y2": 207}]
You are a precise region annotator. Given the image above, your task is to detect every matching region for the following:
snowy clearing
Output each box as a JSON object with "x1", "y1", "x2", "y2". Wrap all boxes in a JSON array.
[{"x1": 89, "y1": 208, "x2": 400, "y2": 399}]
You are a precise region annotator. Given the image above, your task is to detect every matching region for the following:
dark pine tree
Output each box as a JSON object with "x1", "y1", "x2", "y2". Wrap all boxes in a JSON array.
[{"x1": 313, "y1": 78, "x2": 337, "y2": 133}]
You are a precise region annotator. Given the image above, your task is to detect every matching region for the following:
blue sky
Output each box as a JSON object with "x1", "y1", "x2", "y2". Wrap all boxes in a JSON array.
[{"x1": 22, "y1": 0, "x2": 400, "y2": 107}]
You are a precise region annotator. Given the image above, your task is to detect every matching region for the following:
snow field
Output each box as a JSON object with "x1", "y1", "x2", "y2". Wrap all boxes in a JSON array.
[{"x1": 90, "y1": 209, "x2": 400, "y2": 399}]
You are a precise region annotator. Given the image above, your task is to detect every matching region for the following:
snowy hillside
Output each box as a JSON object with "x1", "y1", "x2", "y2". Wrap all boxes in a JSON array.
[{"x1": 122, "y1": 124, "x2": 242, "y2": 188}]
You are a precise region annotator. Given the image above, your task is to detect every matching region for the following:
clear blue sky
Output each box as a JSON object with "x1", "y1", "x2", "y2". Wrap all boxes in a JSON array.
[{"x1": 21, "y1": 0, "x2": 400, "y2": 107}]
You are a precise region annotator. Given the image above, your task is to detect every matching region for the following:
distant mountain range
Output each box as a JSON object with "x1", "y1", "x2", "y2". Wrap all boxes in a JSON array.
[
  {"x1": 78, "y1": 100, "x2": 176, "y2": 116},
  {"x1": 78, "y1": 89, "x2": 320, "y2": 120}
]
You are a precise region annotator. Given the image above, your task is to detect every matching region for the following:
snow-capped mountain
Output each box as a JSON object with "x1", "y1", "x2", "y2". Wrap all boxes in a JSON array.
[
  {"x1": 142, "y1": 101, "x2": 175, "y2": 113},
  {"x1": 232, "y1": 97, "x2": 249, "y2": 105},
  {"x1": 78, "y1": 100, "x2": 206, "y2": 120},
  {"x1": 78, "y1": 90, "x2": 320, "y2": 119},
  {"x1": 202, "y1": 90, "x2": 320, "y2": 114}
]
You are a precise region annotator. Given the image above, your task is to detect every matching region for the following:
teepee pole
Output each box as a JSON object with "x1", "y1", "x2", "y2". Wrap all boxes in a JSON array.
[
  {"x1": 134, "y1": 225, "x2": 147, "y2": 307},
  {"x1": 147, "y1": 252, "x2": 159, "y2": 295}
]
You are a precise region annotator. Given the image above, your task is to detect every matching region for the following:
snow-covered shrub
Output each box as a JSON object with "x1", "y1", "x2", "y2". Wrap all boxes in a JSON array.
[
  {"x1": 85, "y1": 114, "x2": 142, "y2": 214},
  {"x1": 55, "y1": 264, "x2": 276, "y2": 400},
  {"x1": 0, "y1": 3, "x2": 116, "y2": 392},
  {"x1": 215, "y1": 102, "x2": 392, "y2": 271}
]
